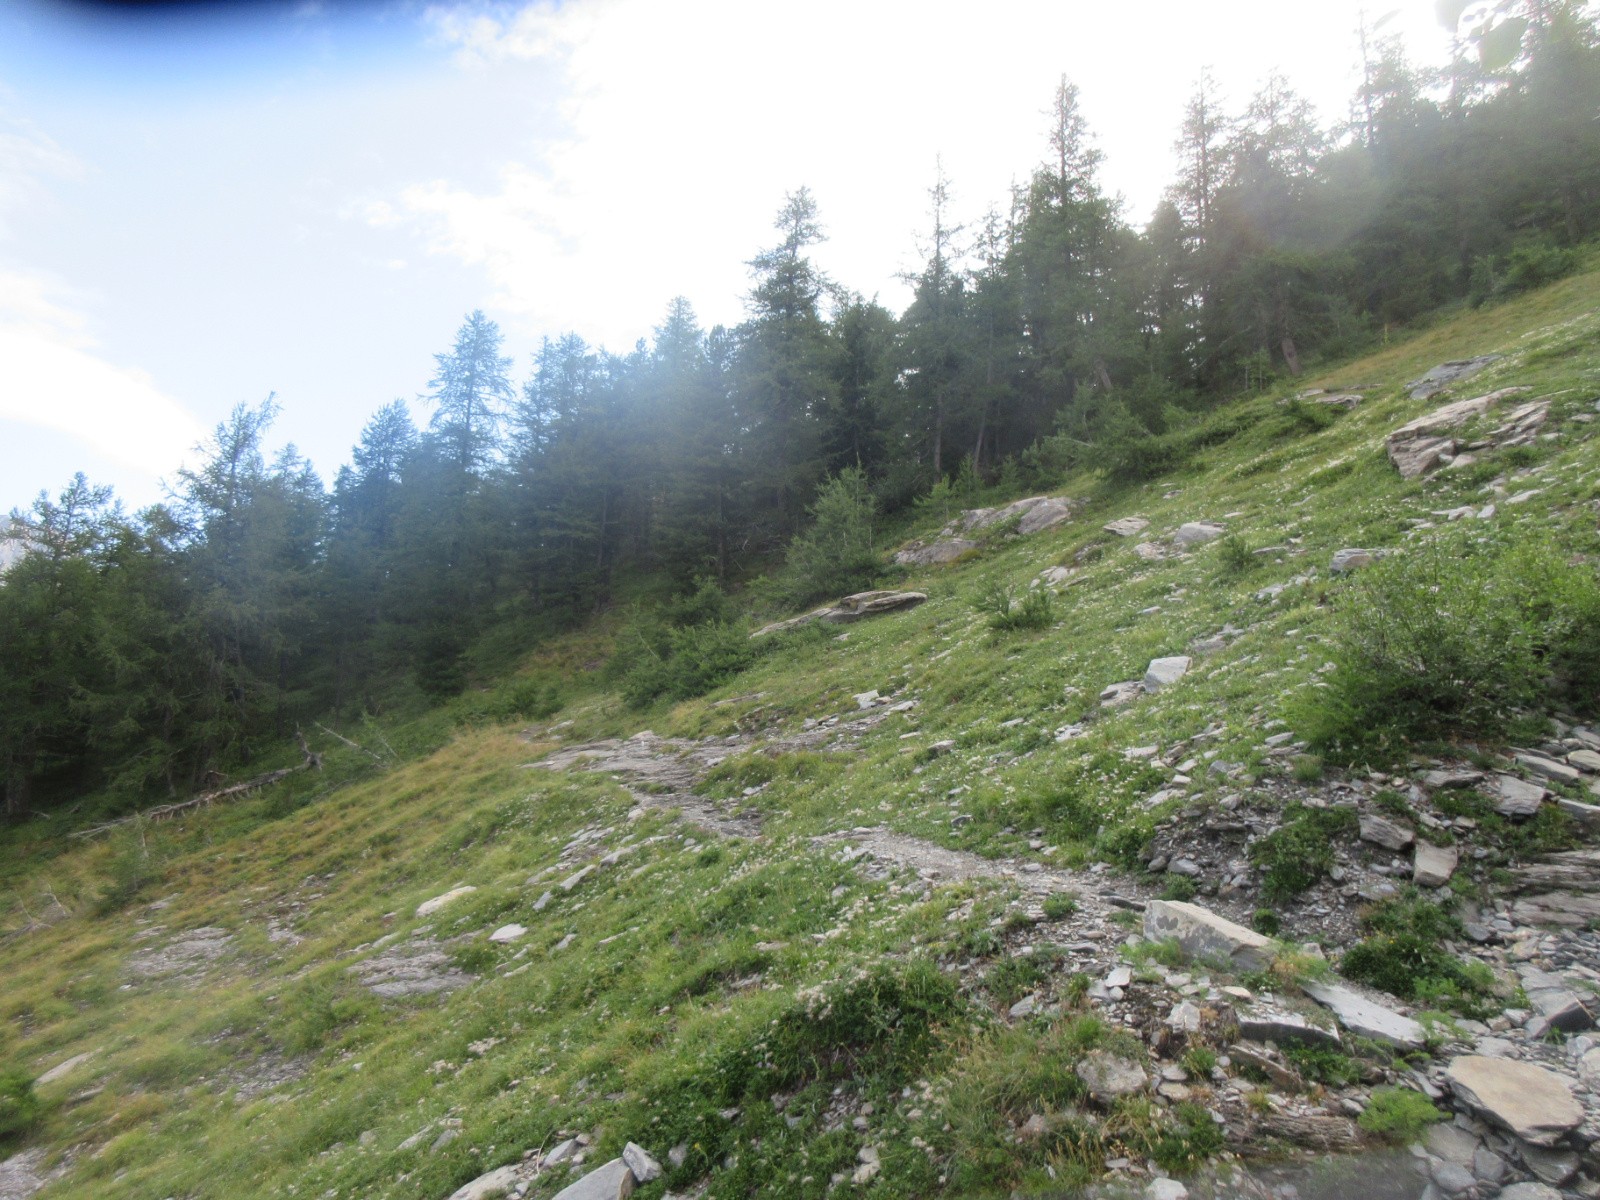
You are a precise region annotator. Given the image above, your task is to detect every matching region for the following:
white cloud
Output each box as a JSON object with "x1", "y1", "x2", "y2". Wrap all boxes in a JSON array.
[
  {"x1": 0, "y1": 270, "x2": 207, "y2": 487},
  {"x1": 381, "y1": 0, "x2": 1455, "y2": 351}
]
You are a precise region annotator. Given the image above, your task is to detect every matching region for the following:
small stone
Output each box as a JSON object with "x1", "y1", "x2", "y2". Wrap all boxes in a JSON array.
[
  {"x1": 1077, "y1": 1049, "x2": 1149, "y2": 1105},
  {"x1": 622, "y1": 1143, "x2": 661, "y2": 1183},
  {"x1": 1146, "y1": 1179, "x2": 1189, "y2": 1200},
  {"x1": 1429, "y1": 1161, "x2": 1476, "y2": 1196},
  {"x1": 1413, "y1": 843, "x2": 1459, "y2": 888},
  {"x1": 416, "y1": 886, "x2": 476, "y2": 917},
  {"x1": 488, "y1": 924, "x2": 527, "y2": 944},
  {"x1": 1330, "y1": 548, "x2": 1375, "y2": 574},
  {"x1": 560, "y1": 865, "x2": 596, "y2": 893}
]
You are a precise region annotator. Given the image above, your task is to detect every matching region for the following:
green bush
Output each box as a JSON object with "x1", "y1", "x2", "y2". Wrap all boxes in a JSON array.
[
  {"x1": 1296, "y1": 532, "x2": 1600, "y2": 760},
  {"x1": 1161, "y1": 876, "x2": 1198, "y2": 902},
  {"x1": 1358, "y1": 1087, "x2": 1444, "y2": 1143},
  {"x1": 1042, "y1": 893, "x2": 1079, "y2": 920},
  {"x1": 0, "y1": 1070, "x2": 43, "y2": 1140},
  {"x1": 777, "y1": 467, "x2": 882, "y2": 607},
  {"x1": 1249, "y1": 804, "x2": 1359, "y2": 902},
  {"x1": 1341, "y1": 893, "x2": 1497, "y2": 1016},
  {"x1": 975, "y1": 582, "x2": 1055, "y2": 632},
  {"x1": 1218, "y1": 533, "x2": 1254, "y2": 575}
]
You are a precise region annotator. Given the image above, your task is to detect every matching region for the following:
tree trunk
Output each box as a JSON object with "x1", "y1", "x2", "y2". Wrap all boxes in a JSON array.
[{"x1": 1281, "y1": 336, "x2": 1302, "y2": 377}]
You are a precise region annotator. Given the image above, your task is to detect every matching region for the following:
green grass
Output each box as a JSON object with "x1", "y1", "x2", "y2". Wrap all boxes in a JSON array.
[{"x1": 3, "y1": 265, "x2": 1600, "y2": 1199}]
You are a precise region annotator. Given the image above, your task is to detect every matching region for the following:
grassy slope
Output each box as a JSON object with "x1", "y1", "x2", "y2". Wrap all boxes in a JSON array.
[{"x1": 2, "y1": 268, "x2": 1599, "y2": 1200}]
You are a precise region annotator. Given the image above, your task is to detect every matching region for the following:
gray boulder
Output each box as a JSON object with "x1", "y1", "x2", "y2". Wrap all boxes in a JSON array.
[
  {"x1": 551, "y1": 1158, "x2": 637, "y2": 1200},
  {"x1": 1017, "y1": 498, "x2": 1074, "y2": 535},
  {"x1": 1359, "y1": 813, "x2": 1414, "y2": 851},
  {"x1": 1077, "y1": 1048, "x2": 1148, "y2": 1105},
  {"x1": 1172, "y1": 521, "x2": 1225, "y2": 547},
  {"x1": 1386, "y1": 386, "x2": 1531, "y2": 477},
  {"x1": 447, "y1": 1163, "x2": 534, "y2": 1200},
  {"x1": 1142, "y1": 656, "x2": 1192, "y2": 693},
  {"x1": 1104, "y1": 516, "x2": 1150, "y2": 537},
  {"x1": 1413, "y1": 842, "x2": 1458, "y2": 888},
  {"x1": 1144, "y1": 899, "x2": 1274, "y2": 972}
]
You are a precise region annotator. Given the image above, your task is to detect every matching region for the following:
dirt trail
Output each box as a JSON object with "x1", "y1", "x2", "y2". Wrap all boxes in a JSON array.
[
  {"x1": 527, "y1": 713, "x2": 894, "y2": 840},
  {"x1": 531, "y1": 723, "x2": 1161, "y2": 929}
]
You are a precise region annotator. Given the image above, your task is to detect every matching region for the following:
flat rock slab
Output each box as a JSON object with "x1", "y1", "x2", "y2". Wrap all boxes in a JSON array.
[
  {"x1": 1100, "y1": 681, "x2": 1144, "y2": 708},
  {"x1": 551, "y1": 1157, "x2": 636, "y2": 1200},
  {"x1": 752, "y1": 589, "x2": 928, "y2": 633},
  {"x1": 35, "y1": 1050, "x2": 95, "y2": 1086},
  {"x1": 1144, "y1": 900, "x2": 1273, "y2": 972},
  {"x1": 891, "y1": 539, "x2": 979, "y2": 568},
  {"x1": 1413, "y1": 841, "x2": 1459, "y2": 888},
  {"x1": 488, "y1": 924, "x2": 527, "y2": 944},
  {"x1": 349, "y1": 935, "x2": 472, "y2": 998},
  {"x1": 1386, "y1": 386, "x2": 1530, "y2": 476},
  {"x1": 416, "y1": 886, "x2": 476, "y2": 917},
  {"x1": 1516, "y1": 752, "x2": 1581, "y2": 785},
  {"x1": 1492, "y1": 774, "x2": 1547, "y2": 816},
  {"x1": 1511, "y1": 891, "x2": 1600, "y2": 927},
  {"x1": 126, "y1": 925, "x2": 233, "y2": 979},
  {"x1": 1236, "y1": 1006, "x2": 1340, "y2": 1050},
  {"x1": 1104, "y1": 516, "x2": 1150, "y2": 537},
  {"x1": 0, "y1": 1148, "x2": 71, "y2": 1200},
  {"x1": 955, "y1": 495, "x2": 1074, "y2": 534},
  {"x1": 447, "y1": 1163, "x2": 537, "y2": 1200},
  {"x1": 1302, "y1": 980, "x2": 1424, "y2": 1050},
  {"x1": 1444, "y1": 1055, "x2": 1583, "y2": 1147},
  {"x1": 1142, "y1": 656, "x2": 1192, "y2": 692},
  {"x1": 1406, "y1": 356, "x2": 1501, "y2": 401},
  {"x1": 1498, "y1": 1185, "x2": 1563, "y2": 1200}
]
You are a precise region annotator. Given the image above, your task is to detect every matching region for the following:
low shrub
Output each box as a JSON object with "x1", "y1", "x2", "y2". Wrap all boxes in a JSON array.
[
  {"x1": 975, "y1": 582, "x2": 1055, "y2": 632},
  {"x1": 0, "y1": 1070, "x2": 42, "y2": 1140},
  {"x1": 1249, "y1": 804, "x2": 1359, "y2": 902},
  {"x1": 613, "y1": 579, "x2": 764, "y2": 708},
  {"x1": 1218, "y1": 533, "x2": 1254, "y2": 575},
  {"x1": 1042, "y1": 893, "x2": 1079, "y2": 920},
  {"x1": 1358, "y1": 1086, "x2": 1445, "y2": 1143},
  {"x1": 1296, "y1": 531, "x2": 1600, "y2": 761},
  {"x1": 1341, "y1": 892, "x2": 1497, "y2": 1016}
]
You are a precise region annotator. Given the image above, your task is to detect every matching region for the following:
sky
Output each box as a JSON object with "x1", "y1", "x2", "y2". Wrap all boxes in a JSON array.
[{"x1": 0, "y1": 0, "x2": 1459, "y2": 516}]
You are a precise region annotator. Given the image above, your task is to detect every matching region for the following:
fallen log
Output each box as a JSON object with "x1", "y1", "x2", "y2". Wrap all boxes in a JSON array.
[{"x1": 70, "y1": 734, "x2": 321, "y2": 839}]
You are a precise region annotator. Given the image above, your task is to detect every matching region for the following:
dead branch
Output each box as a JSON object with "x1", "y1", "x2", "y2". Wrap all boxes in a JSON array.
[
  {"x1": 70, "y1": 738, "x2": 321, "y2": 840},
  {"x1": 314, "y1": 721, "x2": 389, "y2": 766}
]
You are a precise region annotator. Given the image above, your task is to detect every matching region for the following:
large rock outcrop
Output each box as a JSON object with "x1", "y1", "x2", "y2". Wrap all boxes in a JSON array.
[{"x1": 1385, "y1": 387, "x2": 1538, "y2": 478}]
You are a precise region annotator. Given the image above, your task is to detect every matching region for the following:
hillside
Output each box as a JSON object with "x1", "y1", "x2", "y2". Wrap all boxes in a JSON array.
[{"x1": 5, "y1": 267, "x2": 1600, "y2": 1200}]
